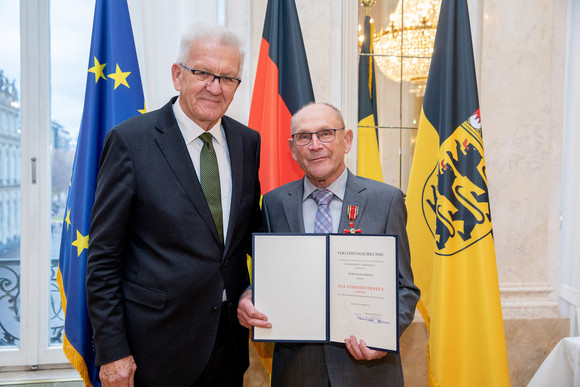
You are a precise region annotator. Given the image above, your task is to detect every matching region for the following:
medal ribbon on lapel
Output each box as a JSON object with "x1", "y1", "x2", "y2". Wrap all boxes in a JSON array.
[{"x1": 343, "y1": 205, "x2": 362, "y2": 234}]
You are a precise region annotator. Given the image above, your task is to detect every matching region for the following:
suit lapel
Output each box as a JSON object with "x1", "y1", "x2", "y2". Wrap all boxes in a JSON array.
[
  {"x1": 339, "y1": 171, "x2": 368, "y2": 232},
  {"x1": 283, "y1": 180, "x2": 306, "y2": 233},
  {"x1": 223, "y1": 116, "x2": 242, "y2": 255},
  {"x1": 152, "y1": 99, "x2": 219, "y2": 242}
]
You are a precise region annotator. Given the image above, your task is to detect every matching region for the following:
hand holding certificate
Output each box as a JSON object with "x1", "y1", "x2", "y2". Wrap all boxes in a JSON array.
[{"x1": 251, "y1": 233, "x2": 399, "y2": 352}]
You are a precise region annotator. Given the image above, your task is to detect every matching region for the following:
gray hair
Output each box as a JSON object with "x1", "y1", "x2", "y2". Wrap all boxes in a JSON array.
[
  {"x1": 176, "y1": 22, "x2": 245, "y2": 74},
  {"x1": 290, "y1": 102, "x2": 345, "y2": 133}
]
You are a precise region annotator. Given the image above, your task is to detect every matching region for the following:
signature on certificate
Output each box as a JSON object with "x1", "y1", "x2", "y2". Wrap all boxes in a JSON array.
[{"x1": 354, "y1": 313, "x2": 390, "y2": 325}]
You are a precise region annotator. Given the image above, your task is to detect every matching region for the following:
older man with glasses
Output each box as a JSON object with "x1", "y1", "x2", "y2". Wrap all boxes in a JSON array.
[
  {"x1": 87, "y1": 22, "x2": 262, "y2": 387},
  {"x1": 238, "y1": 102, "x2": 419, "y2": 386}
]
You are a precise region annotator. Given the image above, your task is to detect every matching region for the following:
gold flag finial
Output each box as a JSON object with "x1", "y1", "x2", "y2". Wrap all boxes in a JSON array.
[{"x1": 361, "y1": 0, "x2": 376, "y2": 16}]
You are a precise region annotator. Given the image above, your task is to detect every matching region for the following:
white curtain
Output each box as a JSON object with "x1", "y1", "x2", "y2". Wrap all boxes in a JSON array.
[
  {"x1": 127, "y1": 0, "x2": 227, "y2": 112},
  {"x1": 127, "y1": 0, "x2": 252, "y2": 123},
  {"x1": 559, "y1": 0, "x2": 580, "y2": 336}
]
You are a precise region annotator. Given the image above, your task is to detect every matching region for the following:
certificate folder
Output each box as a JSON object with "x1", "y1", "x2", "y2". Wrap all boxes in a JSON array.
[{"x1": 252, "y1": 233, "x2": 399, "y2": 352}]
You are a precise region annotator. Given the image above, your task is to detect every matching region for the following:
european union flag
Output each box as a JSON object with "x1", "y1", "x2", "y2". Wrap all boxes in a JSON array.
[{"x1": 57, "y1": 1, "x2": 145, "y2": 385}]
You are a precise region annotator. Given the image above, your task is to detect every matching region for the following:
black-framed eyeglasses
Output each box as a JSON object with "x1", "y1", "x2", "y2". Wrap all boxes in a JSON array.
[
  {"x1": 180, "y1": 64, "x2": 241, "y2": 88},
  {"x1": 291, "y1": 128, "x2": 345, "y2": 146}
]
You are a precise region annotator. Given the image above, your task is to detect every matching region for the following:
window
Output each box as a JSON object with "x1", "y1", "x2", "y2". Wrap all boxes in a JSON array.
[
  {"x1": 0, "y1": 0, "x2": 91, "y2": 369},
  {"x1": 49, "y1": 0, "x2": 92, "y2": 347},
  {"x1": 0, "y1": 0, "x2": 23, "y2": 357}
]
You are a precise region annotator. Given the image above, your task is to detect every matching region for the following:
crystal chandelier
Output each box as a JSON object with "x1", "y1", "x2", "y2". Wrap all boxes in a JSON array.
[{"x1": 373, "y1": 0, "x2": 441, "y2": 96}]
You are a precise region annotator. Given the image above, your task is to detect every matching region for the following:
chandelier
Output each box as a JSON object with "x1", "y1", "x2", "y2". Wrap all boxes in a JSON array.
[{"x1": 373, "y1": 0, "x2": 441, "y2": 96}]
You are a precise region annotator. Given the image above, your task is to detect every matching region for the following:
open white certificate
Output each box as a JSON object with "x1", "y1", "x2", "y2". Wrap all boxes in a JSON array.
[{"x1": 252, "y1": 233, "x2": 399, "y2": 352}]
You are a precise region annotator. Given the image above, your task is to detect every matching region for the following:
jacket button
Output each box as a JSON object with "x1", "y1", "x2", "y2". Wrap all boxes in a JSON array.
[{"x1": 212, "y1": 306, "x2": 220, "y2": 315}]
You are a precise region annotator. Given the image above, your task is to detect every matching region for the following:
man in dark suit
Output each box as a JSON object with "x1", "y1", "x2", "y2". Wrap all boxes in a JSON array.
[
  {"x1": 238, "y1": 103, "x2": 420, "y2": 386},
  {"x1": 86, "y1": 23, "x2": 261, "y2": 387}
]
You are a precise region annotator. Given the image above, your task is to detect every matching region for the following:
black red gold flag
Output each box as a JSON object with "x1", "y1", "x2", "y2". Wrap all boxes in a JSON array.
[{"x1": 248, "y1": 0, "x2": 315, "y2": 195}]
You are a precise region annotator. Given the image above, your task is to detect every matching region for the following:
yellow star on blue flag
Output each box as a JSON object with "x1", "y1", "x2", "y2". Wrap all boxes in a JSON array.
[
  {"x1": 71, "y1": 230, "x2": 89, "y2": 257},
  {"x1": 65, "y1": 209, "x2": 71, "y2": 230},
  {"x1": 138, "y1": 102, "x2": 147, "y2": 114},
  {"x1": 108, "y1": 63, "x2": 131, "y2": 89},
  {"x1": 88, "y1": 57, "x2": 106, "y2": 83}
]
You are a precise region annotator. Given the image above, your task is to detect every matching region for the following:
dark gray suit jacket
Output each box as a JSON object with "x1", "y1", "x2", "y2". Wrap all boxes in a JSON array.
[
  {"x1": 262, "y1": 170, "x2": 420, "y2": 387},
  {"x1": 86, "y1": 97, "x2": 262, "y2": 386}
]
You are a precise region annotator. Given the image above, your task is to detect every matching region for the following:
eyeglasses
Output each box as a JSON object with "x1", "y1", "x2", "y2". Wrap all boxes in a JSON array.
[
  {"x1": 180, "y1": 64, "x2": 241, "y2": 88},
  {"x1": 291, "y1": 128, "x2": 345, "y2": 146}
]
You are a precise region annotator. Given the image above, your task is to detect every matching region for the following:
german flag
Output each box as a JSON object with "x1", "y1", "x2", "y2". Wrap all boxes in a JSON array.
[
  {"x1": 248, "y1": 0, "x2": 315, "y2": 195},
  {"x1": 357, "y1": 15, "x2": 382, "y2": 182},
  {"x1": 248, "y1": 0, "x2": 314, "y2": 374},
  {"x1": 406, "y1": 0, "x2": 510, "y2": 385}
]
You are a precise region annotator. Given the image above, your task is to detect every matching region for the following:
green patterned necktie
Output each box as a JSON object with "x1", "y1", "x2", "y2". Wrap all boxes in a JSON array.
[{"x1": 199, "y1": 132, "x2": 223, "y2": 244}]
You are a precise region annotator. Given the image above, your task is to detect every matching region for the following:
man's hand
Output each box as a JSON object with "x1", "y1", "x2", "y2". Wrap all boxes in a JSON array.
[
  {"x1": 344, "y1": 335, "x2": 387, "y2": 361},
  {"x1": 99, "y1": 355, "x2": 137, "y2": 387},
  {"x1": 237, "y1": 289, "x2": 271, "y2": 329}
]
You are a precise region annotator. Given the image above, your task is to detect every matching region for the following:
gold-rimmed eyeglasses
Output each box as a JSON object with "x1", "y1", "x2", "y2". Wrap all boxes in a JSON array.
[
  {"x1": 291, "y1": 128, "x2": 345, "y2": 146},
  {"x1": 180, "y1": 64, "x2": 241, "y2": 88}
]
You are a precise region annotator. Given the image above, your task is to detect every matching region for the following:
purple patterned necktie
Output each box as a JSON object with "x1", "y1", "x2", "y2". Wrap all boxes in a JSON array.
[{"x1": 311, "y1": 189, "x2": 334, "y2": 233}]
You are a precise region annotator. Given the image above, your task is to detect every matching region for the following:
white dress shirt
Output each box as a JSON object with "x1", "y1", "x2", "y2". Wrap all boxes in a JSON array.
[
  {"x1": 172, "y1": 97, "x2": 232, "y2": 239},
  {"x1": 302, "y1": 168, "x2": 348, "y2": 233}
]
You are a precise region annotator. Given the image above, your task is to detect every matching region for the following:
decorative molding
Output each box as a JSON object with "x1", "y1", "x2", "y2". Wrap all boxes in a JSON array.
[
  {"x1": 500, "y1": 283, "x2": 560, "y2": 319},
  {"x1": 409, "y1": 283, "x2": 560, "y2": 323}
]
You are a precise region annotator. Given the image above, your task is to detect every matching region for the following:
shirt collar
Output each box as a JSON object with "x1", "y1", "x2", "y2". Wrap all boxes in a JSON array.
[
  {"x1": 302, "y1": 167, "x2": 348, "y2": 202},
  {"x1": 172, "y1": 96, "x2": 224, "y2": 145}
]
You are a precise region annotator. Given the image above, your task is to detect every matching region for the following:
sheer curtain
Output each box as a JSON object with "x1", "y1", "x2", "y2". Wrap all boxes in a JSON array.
[
  {"x1": 127, "y1": 0, "x2": 226, "y2": 112},
  {"x1": 559, "y1": 0, "x2": 580, "y2": 336},
  {"x1": 127, "y1": 0, "x2": 252, "y2": 122}
]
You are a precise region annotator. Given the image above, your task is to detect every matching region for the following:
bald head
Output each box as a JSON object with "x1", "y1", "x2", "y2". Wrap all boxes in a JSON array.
[
  {"x1": 291, "y1": 102, "x2": 345, "y2": 135},
  {"x1": 288, "y1": 103, "x2": 353, "y2": 188}
]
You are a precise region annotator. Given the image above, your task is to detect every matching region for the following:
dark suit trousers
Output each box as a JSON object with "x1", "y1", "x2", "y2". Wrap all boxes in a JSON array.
[
  {"x1": 191, "y1": 303, "x2": 244, "y2": 387},
  {"x1": 272, "y1": 343, "x2": 331, "y2": 387}
]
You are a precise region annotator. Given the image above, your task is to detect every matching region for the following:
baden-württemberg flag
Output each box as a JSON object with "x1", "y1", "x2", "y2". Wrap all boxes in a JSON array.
[
  {"x1": 57, "y1": 1, "x2": 145, "y2": 385},
  {"x1": 357, "y1": 15, "x2": 382, "y2": 182},
  {"x1": 406, "y1": 0, "x2": 510, "y2": 385}
]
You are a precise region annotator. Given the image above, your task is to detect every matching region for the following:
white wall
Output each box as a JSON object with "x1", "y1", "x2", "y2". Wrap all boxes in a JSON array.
[{"x1": 127, "y1": 0, "x2": 576, "y2": 322}]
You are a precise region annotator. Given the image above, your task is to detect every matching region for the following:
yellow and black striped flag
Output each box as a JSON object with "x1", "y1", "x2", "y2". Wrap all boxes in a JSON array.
[{"x1": 357, "y1": 15, "x2": 382, "y2": 181}]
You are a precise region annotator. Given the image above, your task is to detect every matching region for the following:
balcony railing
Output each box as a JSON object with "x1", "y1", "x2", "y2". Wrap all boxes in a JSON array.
[{"x1": 0, "y1": 258, "x2": 64, "y2": 347}]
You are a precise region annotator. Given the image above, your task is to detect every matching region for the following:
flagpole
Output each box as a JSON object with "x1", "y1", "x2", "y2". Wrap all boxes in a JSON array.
[{"x1": 361, "y1": 0, "x2": 376, "y2": 16}]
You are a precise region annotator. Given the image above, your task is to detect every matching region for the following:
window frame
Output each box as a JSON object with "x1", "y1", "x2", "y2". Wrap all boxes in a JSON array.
[{"x1": 0, "y1": 0, "x2": 68, "y2": 369}]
